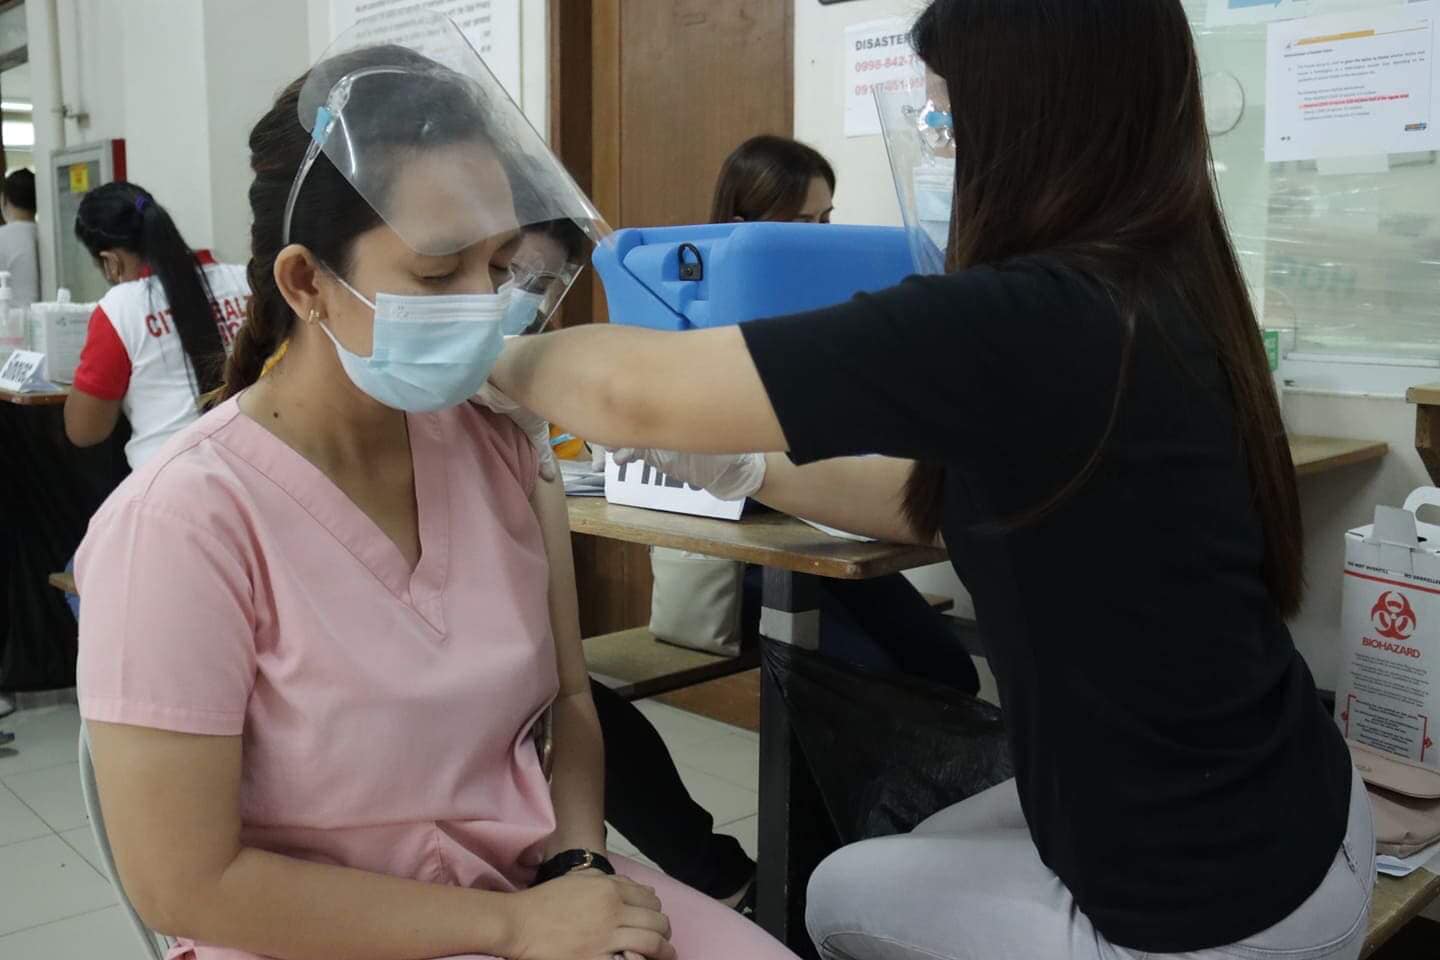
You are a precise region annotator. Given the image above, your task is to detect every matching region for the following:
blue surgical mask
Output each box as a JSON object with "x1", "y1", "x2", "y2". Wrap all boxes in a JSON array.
[
  {"x1": 502, "y1": 286, "x2": 548, "y2": 336},
  {"x1": 321, "y1": 275, "x2": 509, "y2": 412}
]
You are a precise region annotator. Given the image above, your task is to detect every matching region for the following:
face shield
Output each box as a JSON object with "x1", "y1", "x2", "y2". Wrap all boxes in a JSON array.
[
  {"x1": 876, "y1": 68, "x2": 954, "y2": 275},
  {"x1": 283, "y1": 11, "x2": 609, "y2": 332}
]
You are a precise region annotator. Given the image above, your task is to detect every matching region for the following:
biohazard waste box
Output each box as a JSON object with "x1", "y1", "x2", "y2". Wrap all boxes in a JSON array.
[{"x1": 1337, "y1": 488, "x2": 1440, "y2": 765}]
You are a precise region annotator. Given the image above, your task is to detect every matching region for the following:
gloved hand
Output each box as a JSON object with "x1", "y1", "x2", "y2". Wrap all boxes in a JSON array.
[
  {"x1": 474, "y1": 382, "x2": 559, "y2": 482},
  {"x1": 611, "y1": 449, "x2": 767, "y2": 502}
]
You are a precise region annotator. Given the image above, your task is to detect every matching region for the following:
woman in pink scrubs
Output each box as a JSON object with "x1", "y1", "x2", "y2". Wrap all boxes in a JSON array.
[{"x1": 74, "y1": 21, "x2": 798, "y2": 960}]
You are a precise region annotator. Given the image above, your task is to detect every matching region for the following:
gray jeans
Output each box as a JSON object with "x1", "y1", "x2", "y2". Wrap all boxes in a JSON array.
[{"x1": 806, "y1": 767, "x2": 1375, "y2": 960}]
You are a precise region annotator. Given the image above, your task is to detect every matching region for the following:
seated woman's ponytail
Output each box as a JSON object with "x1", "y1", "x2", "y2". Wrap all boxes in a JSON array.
[{"x1": 76, "y1": 183, "x2": 225, "y2": 396}]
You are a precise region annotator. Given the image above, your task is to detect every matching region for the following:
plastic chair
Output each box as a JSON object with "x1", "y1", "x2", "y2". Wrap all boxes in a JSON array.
[{"x1": 78, "y1": 722, "x2": 173, "y2": 960}]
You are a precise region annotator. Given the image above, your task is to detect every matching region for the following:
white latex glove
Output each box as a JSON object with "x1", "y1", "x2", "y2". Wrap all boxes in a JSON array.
[
  {"x1": 611, "y1": 448, "x2": 766, "y2": 502},
  {"x1": 474, "y1": 382, "x2": 558, "y2": 482}
]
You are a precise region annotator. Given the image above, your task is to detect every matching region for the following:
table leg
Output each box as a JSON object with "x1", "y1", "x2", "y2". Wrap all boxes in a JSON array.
[{"x1": 756, "y1": 568, "x2": 827, "y2": 959}]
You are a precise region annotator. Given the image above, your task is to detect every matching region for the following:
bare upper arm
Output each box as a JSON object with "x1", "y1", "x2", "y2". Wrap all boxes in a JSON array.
[
  {"x1": 528, "y1": 474, "x2": 587, "y2": 699},
  {"x1": 498, "y1": 324, "x2": 789, "y2": 455},
  {"x1": 64, "y1": 390, "x2": 123, "y2": 447},
  {"x1": 86, "y1": 721, "x2": 243, "y2": 927},
  {"x1": 608, "y1": 326, "x2": 789, "y2": 454}
]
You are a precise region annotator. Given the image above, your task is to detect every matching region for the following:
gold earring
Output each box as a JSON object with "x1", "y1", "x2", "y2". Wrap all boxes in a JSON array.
[{"x1": 308, "y1": 309, "x2": 319, "y2": 325}]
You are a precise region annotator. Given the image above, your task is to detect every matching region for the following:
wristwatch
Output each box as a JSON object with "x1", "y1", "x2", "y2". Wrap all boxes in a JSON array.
[{"x1": 534, "y1": 848, "x2": 616, "y2": 885}]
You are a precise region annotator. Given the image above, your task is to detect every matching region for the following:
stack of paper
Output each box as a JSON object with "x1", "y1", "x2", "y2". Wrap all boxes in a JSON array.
[{"x1": 559, "y1": 458, "x2": 605, "y2": 497}]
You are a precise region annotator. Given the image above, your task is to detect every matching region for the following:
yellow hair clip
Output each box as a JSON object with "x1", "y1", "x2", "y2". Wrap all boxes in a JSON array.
[{"x1": 261, "y1": 339, "x2": 290, "y2": 377}]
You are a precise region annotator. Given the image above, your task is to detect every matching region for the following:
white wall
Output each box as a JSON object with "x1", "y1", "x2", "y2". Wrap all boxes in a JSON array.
[
  {"x1": 122, "y1": 0, "x2": 214, "y2": 253},
  {"x1": 26, "y1": 0, "x2": 311, "y2": 293},
  {"x1": 306, "y1": 0, "x2": 550, "y2": 134},
  {"x1": 202, "y1": 0, "x2": 310, "y2": 264},
  {"x1": 793, "y1": 0, "x2": 929, "y2": 227},
  {"x1": 27, "y1": 0, "x2": 131, "y2": 300},
  {"x1": 25, "y1": 0, "x2": 544, "y2": 298}
]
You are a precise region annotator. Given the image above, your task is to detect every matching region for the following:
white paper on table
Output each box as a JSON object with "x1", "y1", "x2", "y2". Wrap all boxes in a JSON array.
[
  {"x1": 558, "y1": 458, "x2": 606, "y2": 497},
  {"x1": 1208, "y1": 0, "x2": 1313, "y2": 28},
  {"x1": 1377, "y1": 838, "x2": 1440, "y2": 877},
  {"x1": 0, "y1": 350, "x2": 58, "y2": 394},
  {"x1": 798, "y1": 517, "x2": 877, "y2": 543},
  {"x1": 1265, "y1": 2, "x2": 1440, "y2": 162},
  {"x1": 843, "y1": 18, "x2": 922, "y2": 138}
]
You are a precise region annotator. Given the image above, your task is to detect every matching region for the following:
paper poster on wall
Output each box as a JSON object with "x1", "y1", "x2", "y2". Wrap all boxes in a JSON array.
[
  {"x1": 1264, "y1": 2, "x2": 1439, "y2": 162},
  {"x1": 844, "y1": 18, "x2": 923, "y2": 138},
  {"x1": 1208, "y1": 0, "x2": 1312, "y2": 28},
  {"x1": 330, "y1": 0, "x2": 521, "y2": 102}
]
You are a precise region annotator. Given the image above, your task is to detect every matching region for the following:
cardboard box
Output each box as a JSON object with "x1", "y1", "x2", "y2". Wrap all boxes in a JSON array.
[
  {"x1": 1337, "y1": 488, "x2": 1440, "y2": 767},
  {"x1": 603, "y1": 452, "x2": 744, "y2": 521},
  {"x1": 27, "y1": 300, "x2": 94, "y2": 384}
]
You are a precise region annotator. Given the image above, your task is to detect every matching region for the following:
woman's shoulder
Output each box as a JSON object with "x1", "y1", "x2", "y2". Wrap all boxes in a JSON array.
[
  {"x1": 89, "y1": 400, "x2": 255, "y2": 537},
  {"x1": 95, "y1": 275, "x2": 160, "y2": 316},
  {"x1": 439, "y1": 401, "x2": 542, "y2": 498}
]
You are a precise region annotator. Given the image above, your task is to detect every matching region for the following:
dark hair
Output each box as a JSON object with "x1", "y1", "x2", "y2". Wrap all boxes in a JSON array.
[
  {"x1": 217, "y1": 45, "x2": 495, "y2": 402},
  {"x1": 3, "y1": 169, "x2": 35, "y2": 214},
  {"x1": 903, "y1": 0, "x2": 1303, "y2": 615},
  {"x1": 709, "y1": 135, "x2": 836, "y2": 224},
  {"x1": 75, "y1": 182, "x2": 225, "y2": 395}
]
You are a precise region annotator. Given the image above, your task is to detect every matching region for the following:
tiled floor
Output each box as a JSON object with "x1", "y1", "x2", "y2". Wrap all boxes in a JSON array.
[{"x1": 0, "y1": 699, "x2": 760, "y2": 957}]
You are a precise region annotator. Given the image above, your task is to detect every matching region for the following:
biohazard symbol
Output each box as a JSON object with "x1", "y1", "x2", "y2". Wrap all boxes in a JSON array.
[{"x1": 1371, "y1": 591, "x2": 1419, "y2": 642}]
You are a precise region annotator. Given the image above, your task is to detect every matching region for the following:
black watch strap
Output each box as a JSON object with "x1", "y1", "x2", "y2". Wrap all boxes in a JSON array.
[{"x1": 534, "y1": 848, "x2": 615, "y2": 885}]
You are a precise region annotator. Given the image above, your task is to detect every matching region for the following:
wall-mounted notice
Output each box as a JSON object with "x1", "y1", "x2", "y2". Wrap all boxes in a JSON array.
[
  {"x1": 1208, "y1": 0, "x2": 1312, "y2": 28},
  {"x1": 844, "y1": 18, "x2": 922, "y2": 138},
  {"x1": 1265, "y1": 2, "x2": 1438, "y2": 162},
  {"x1": 331, "y1": 0, "x2": 521, "y2": 102}
]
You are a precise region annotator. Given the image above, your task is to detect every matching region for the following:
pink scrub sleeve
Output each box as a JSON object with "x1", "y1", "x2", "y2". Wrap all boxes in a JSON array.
[
  {"x1": 76, "y1": 499, "x2": 257, "y2": 736},
  {"x1": 465, "y1": 399, "x2": 540, "y2": 499}
]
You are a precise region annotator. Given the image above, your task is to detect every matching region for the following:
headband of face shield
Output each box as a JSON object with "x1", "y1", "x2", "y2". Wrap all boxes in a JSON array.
[
  {"x1": 876, "y1": 69, "x2": 955, "y2": 276},
  {"x1": 283, "y1": 11, "x2": 609, "y2": 335}
]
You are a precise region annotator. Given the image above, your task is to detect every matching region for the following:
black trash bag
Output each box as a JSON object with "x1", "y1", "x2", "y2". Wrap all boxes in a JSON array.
[
  {"x1": 0, "y1": 405, "x2": 128, "y2": 692},
  {"x1": 762, "y1": 640, "x2": 1013, "y2": 844}
]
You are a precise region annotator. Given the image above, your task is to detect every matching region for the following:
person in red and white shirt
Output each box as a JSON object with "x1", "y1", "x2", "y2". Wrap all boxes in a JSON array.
[{"x1": 66, "y1": 182, "x2": 250, "y2": 468}]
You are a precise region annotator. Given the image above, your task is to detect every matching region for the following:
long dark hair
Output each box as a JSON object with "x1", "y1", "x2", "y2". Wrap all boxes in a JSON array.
[
  {"x1": 216, "y1": 45, "x2": 494, "y2": 402},
  {"x1": 76, "y1": 182, "x2": 225, "y2": 395},
  {"x1": 904, "y1": 0, "x2": 1303, "y2": 615},
  {"x1": 710, "y1": 135, "x2": 836, "y2": 223}
]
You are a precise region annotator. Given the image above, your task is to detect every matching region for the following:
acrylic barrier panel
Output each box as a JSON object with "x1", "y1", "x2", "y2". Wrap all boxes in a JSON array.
[{"x1": 1188, "y1": 0, "x2": 1440, "y2": 364}]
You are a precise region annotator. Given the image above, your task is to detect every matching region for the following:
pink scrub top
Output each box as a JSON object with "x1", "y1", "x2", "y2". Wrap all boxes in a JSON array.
[{"x1": 75, "y1": 397, "x2": 557, "y2": 960}]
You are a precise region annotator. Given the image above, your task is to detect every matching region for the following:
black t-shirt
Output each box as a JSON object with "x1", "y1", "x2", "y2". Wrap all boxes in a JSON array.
[{"x1": 740, "y1": 257, "x2": 1352, "y2": 953}]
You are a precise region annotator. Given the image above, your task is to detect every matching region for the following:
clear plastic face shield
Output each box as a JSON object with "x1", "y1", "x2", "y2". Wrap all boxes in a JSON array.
[
  {"x1": 876, "y1": 66, "x2": 954, "y2": 276},
  {"x1": 283, "y1": 11, "x2": 609, "y2": 334}
]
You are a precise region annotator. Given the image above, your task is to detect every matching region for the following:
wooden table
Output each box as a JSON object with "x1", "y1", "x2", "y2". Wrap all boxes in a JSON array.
[
  {"x1": 0, "y1": 386, "x2": 68, "y2": 406},
  {"x1": 1289, "y1": 435, "x2": 1389, "y2": 478},
  {"x1": 1365, "y1": 869, "x2": 1440, "y2": 957},
  {"x1": 567, "y1": 498, "x2": 945, "y2": 956}
]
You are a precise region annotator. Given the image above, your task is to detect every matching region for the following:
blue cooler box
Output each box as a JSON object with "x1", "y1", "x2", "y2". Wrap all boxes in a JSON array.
[{"x1": 591, "y1": 222, "x2": 915, "y2": 330}]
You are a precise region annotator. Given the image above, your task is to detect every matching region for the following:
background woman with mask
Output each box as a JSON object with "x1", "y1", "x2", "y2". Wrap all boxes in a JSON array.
[
  {"x1": 490, "y1": 1, "x2": 1372, "y2": 958},
  {"x1": 74, "y1": 28, "x2": 798, "y2": 960},
  {"x1": 65, "y1": 182, "x2": 250, "y2": 468}
]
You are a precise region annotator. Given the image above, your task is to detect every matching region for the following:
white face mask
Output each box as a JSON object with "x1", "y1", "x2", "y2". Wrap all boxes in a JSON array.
[
  {"x1": 321, "y1": 274, "x2": 511, "y2": 412},
  {"x1": 913, "y1": 165, "x2": 955, "y2": 254}
]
